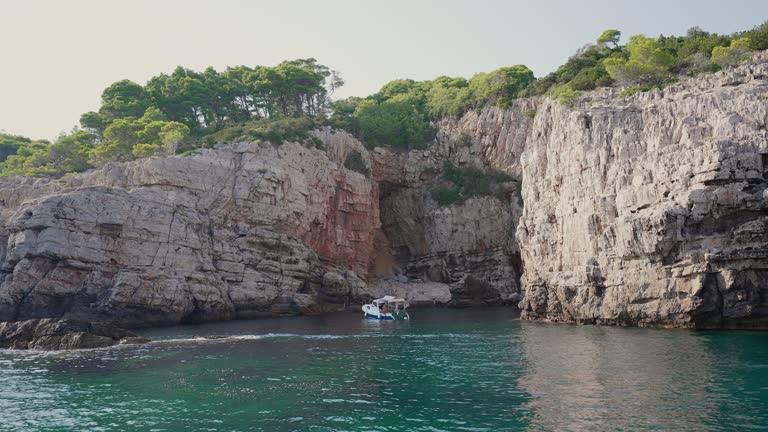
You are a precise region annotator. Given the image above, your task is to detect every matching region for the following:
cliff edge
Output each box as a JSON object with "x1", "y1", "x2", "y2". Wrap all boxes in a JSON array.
[{"x1": 517, "y1": 52, "x2": 768, "y2": 328}]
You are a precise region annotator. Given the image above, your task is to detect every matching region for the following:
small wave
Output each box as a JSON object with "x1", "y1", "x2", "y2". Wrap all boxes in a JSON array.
[
  {"x1": 149, "y1": 332, "x2": 363, "y2": 344},
  {"x1": 0, "y1": 331, "x2": 483, "y2": 356}
]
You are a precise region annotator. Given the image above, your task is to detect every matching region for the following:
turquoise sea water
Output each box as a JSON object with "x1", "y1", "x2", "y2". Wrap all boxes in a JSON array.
[{"x1": 1, "y1": 308, "x2": 767, "y2": 432}]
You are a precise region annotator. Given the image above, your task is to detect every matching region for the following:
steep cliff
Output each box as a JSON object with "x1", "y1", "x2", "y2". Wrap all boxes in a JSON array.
[
  {"x1": 316, "y1": 126, "x2": 524, "y2": 307},
  {"x1": 3, "y1": 55, "x2": 767, "y2": 329},
  {"x1": 0, "y1": 141, "x2": 381, "y2": 326},
  {"x1": 517, "y1": 53, "x2": 768, "y2": 328},
  {"x1": 0, "y1": 125, "x2": 524, "y2": 326}
]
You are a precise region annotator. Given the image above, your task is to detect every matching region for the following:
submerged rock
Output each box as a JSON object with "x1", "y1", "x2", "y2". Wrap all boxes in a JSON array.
[{"x1": 0, "y1": 319, "x2": 149, "y2": 350}]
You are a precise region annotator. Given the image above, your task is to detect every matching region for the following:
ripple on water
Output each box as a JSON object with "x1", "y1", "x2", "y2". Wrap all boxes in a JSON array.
[{"x1": 1, "y1": 309, "x2": 767, "y2": 431}]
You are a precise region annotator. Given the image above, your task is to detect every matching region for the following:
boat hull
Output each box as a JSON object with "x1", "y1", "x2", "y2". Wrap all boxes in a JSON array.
[{"x1": 365, "y1": 312, "x2": 396, "y2": 321}]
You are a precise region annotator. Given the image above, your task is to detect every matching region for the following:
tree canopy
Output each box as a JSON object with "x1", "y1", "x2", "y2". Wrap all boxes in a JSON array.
[
  {"x1": 0, "y1": 133, "x2": 35, "y2": 162},
  {"x1": 2, "y1": 21, "x2": 767, "y2": 178}
]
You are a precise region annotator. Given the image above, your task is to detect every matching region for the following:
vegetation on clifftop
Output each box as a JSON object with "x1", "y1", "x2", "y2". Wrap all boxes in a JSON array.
[
  {"x1": 2, "y1": 21, "x2": 767, "y2": 178},
  {"x1": 430, "y1": 161, "x2": 517, "y2": 206}
]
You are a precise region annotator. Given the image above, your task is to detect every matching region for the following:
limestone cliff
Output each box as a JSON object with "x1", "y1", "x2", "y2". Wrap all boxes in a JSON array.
[
  {"x1": 517, "y1": 53, "x2": 768, "y2": 328},
  {"x1": 0, "y1": 141, "x2": 384, "y2": 326},
  {"x1": 315, "y1": 127, "x2": 524, "y2": 306},
  {"x1": 0, "y1": 127, "x2": 522, "y2": 327},
  {"x1": 2, "y1": 54, "x2": 767, "y2": 329}
]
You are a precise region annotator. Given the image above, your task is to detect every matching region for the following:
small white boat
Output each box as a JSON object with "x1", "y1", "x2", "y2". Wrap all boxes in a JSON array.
[{"x1": 362, "y1": 296, "x2": 410, "y2": 321}]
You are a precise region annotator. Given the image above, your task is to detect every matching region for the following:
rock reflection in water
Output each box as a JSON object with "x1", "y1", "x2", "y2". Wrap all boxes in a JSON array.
[{"x1": 517, "y1": 322, "x2": 717, "y2": 431}]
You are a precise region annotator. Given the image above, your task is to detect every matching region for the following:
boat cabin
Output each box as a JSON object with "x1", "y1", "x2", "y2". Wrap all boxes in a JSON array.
[{"x1": 362, "y1": 296, "x2": 410, "y2": 321}]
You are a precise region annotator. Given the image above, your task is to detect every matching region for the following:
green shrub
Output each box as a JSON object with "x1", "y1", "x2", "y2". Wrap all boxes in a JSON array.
[
  {"x1": 735, "y1": 21, "x2": 768, "y2": 51},
  {"x1": 354, "y1": 94, "x2": 435, "y2": 150},
  {"x1": 429, "y1": 161, "x2": 517, "y2": 206},
  {"x1": 468, "y1": 65, "x2": 535, "y2": 109},
  {"x1": 547, "y1": 84, "x2": 581, "y2": 105},
  {"x1": 0, "y1": 131, "x2": 94, "y2": 177},
  {"x1": 343, "y1": 150, "x2": 369, "y2": 176},
  {"x1": 711, "y1": 37, "x2": 753, "y2": 67},
  {"x1": 426, "y1": 76, "x2": 472, "y2": 118},
  {"x1": 0, "y1": 133, "x2": 33, "y2": 162},
  {"x1": 201, "y1": 117, "x2": 318, "y2": 146},
  {"x1": 619, "y1": 79, "x2": 677, "y2": 97},
  {"x1": 429, "y1": 186, "x2": 464, "y2": 206}
]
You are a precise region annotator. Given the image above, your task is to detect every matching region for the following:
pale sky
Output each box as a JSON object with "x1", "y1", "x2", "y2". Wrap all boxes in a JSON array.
[{"x1": 2, "y1": 0, "x2": 767, "y2": 140}]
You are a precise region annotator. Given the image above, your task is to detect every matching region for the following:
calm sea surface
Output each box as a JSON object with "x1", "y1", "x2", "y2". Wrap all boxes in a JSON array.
[{"x1": 1, "y1": 308, "x2": 767, "y2": 431}]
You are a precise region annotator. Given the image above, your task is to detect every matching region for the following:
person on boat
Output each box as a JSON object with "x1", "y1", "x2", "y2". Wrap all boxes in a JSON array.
[{"x1": 381, "y1": 303, "x2": 389, "y2": 314}]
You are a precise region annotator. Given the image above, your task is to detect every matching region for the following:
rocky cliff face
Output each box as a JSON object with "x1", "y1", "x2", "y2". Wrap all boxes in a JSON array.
[
  {"x1": 0, "y1": 319, "x2": 149, "y2": 350},
  {"x1": 0, "y1": 124, "x2": 524, "y2": 327},
  {"x1": 316, "y1": 126, "x2": 524, "y2": 307},
  {"x1": 0, "y1": 141, "x2": 381, "y2": 326},
  {"x1": 3, "y1": 55, "x2": 767, "y2": 329},
  {"x1": 517, "y1": 53, "x2": 768, "y2": 328}
]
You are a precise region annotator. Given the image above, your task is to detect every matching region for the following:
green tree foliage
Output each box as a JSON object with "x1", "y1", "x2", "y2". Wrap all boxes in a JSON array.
[
  {"x1": 711, "y1": 37, "x2": 753, "y2": 67},
  {"x1": 201, "y1": 117, "x2": 319, "y2": 147},
  {"x1": 597, "y1": 29, "x2": 621, "y2": 47},
  {"x1": 429, "y1": 161, "x2": 516, "y2": 206},
  {"x1": 468, "y1": 65, "x2": 535, "y2": 108},
  {"x1": 0, "y1": 132, "x2": 94, "y2": 177},
  {"x1": 99, "y1": 80, "x2": 151, "y2": 120},
  {"x1": 603, "y1": 35, "x2": 676, "y2": 85},
  {"x1": 425, "y1": 76, "x2": 472, "y2": 118},
  {"x1": 328, "y1": 97, "x2": 361, "y2": 134},
  {"x1": 88, "y1": 108, "x2": 190, "y2": 166},
  {"x1": 675, "y1": 27, "x2": 732, "y2": 61},
  {"x1": 523, "y1": 37, "x2": 621, "y2": 96},
  {"x1": 355, "y1": 94, "x2": 435, "y2": 149},
  {"x1": 351, "y1": 65, "x2": 533, "y2": 149},
  {"x1": 79, "y1": 111, "x2": 109, "y2": 135},
  {"x1": 735, "y1": 21, "x2": 768, "y2": 51},
  {"x1": 0, "y1": 133, "x2": 33, "y2": 162},
  {"x1": 6, "y1": 21, "x2": 768, "y2": 178},
  {"x1": 343, "y1": 150, "x2": 369, "y2": 175},
  {"x1": 138, "y1": 59, "x2": 341, "y2": 132}
]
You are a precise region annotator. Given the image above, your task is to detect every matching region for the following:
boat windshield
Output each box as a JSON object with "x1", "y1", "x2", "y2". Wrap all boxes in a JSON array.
[{"x1": 372, "y1": 298, "x2": 407, "y2": 309}]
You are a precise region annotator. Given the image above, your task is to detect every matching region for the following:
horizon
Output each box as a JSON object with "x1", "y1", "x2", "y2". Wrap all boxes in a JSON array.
[{"x1": 2, "y1": 0, "x2": 767, "y2": 140}]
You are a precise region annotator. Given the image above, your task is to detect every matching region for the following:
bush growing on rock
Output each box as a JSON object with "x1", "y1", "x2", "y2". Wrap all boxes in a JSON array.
[
  {"x1": 547, "y1": 84, "x2": 581, "y2": 105},
  {"x1": 603, "y1": 35, "x2": 676, "y2": 85},
  {"x1": 343, "y1": 150, "x2": 369, "y2": 176},
  {"x1": 711, "y1": 38, "x2": 753, "y2": 67},
  {"x1": 429, "y1": 161, "x2": 517, "y2": 206},
  {"x1": 201, "y1": 117, "x2": 319, "y2": 147}
]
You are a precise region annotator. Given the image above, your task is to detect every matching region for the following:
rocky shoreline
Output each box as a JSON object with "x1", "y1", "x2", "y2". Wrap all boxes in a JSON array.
[
  {"x1": 0, "y1": 54, "x2": 767, "y2": 332},
  {"x1": 0, "y1": 319, "x2": 149, "y2": 350}
]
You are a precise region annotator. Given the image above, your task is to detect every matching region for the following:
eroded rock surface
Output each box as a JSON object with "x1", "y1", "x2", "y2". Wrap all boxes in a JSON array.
[
  {"x1": 0, "y1": 318, "x2": 148, "y2": 350},
  {"x1": 0, "y1": 128, "x2": 524, "y2": 327},
  {"x1": 6, "y1": 55, "x2": 765, "y2": 329},
  {"x1": 0, "y1": 141, "x2": 380, "y2": 326},
  {"x1": 517, "y1": 53, "x2": 768, "y2": 328}
]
